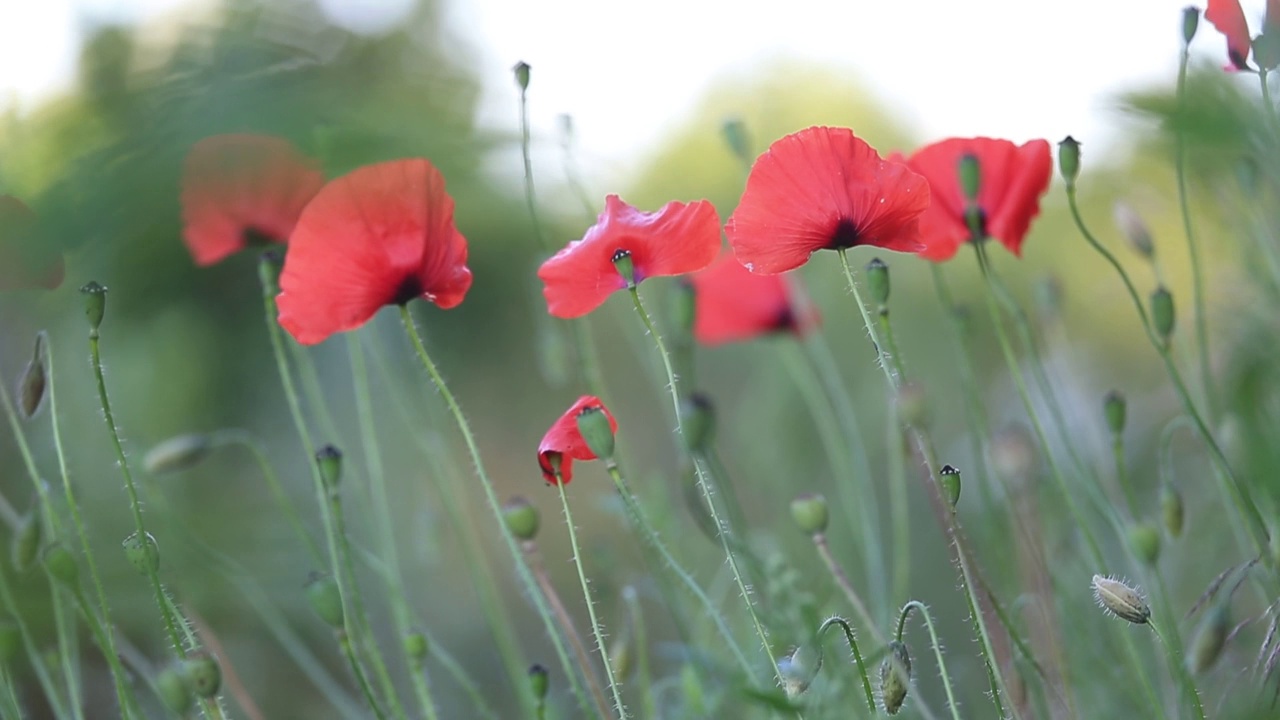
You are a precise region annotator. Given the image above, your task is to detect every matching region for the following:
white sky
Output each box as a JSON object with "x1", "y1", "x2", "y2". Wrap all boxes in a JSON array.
[{"x1": 0, "y1": 0, "x2": 1268, "y2": 186}]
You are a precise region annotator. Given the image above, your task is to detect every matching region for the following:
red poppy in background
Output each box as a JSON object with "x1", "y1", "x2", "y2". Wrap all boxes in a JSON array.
[
  {"x1": 0, "y1": 196, "x2": 64, "y2": 291},
  {"x1": 538, "y1": 395, "x2": 618, "y2": 484},
  {"x1": 725, "y1": 126, "x2": 929, "y2": 275},
  {"x1": 537, "y1": 194, "x2": 721, "y2": 318},
  {"x1": 276, "y1": 158, "x2": 473, "y2": 345},
  {"x1": 1205, "y1": 0, "x2": 1280, "y2": 70},
  {"x1": 180, "y1": 134, "x2": 325, "y2": 266},
  {"x1": 689, "y1": 252, "x2": 818, "y2": 345},
  {"x1": 905, "y1": 137, "x2": 1052, "y2": 262}
]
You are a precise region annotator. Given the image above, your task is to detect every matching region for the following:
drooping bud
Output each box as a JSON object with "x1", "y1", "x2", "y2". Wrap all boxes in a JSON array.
[
  {"x1": 611, "y1": 250, "x2": 636, "y2": 288},
  {"x1": 1112, "y1": 201, "x2": 1155, "y2": 260},
  {"x1": 157, "y1": 663, "x2": 194, "y2": 714},
  {"x1": 404, "y1": 631, "x2": 429, "y2": 662},
  {"x1": 1161, "y1": 484, "x2": 1185, "y2": 538},
  {"x1": 1127, "y1": 523, "x2": 1161, "y2": 567},
  {"x1": 512, "y1": 61, "x2": 531, "y2": 92},
  {"x1": 122, "y1": 531, "x2": 160, "y2": 575},
  {"x1": 502, "y1": 497, "x2": 540, "y2": 542},
  {"x1": 80, "y1": 282, "x2": 108, "y2": 333},
  {"x1": 1187, "y1": 603, "x2": 1229, "y2": 673},
  {"x1": 865, "y1": 258, "x2": 890, "y2": 306},
  {"x1": 258, "y1": 250, "x2": 284, "y2": 295},
  {"x1": 576, "y1": 406, "x2": 616, "y2": 460},
  {"x1": 1150, "y1": 287, "x2": 1175, "y2": 342},
  {"x1": 1103, "y1": 390, "x2": 1127, "y2": 436},
  {"x1": 958, "y1": 153, "x2": 981, "y2": 203},
  {"x1": 144, "y1": 434, "x2": 213, "y2": 474},
  {"x1": 16, "y1": 332, "x2": 47, "y2": 419},
  {"x1": 1182, "y1": 6, "x2": 1200, "y2": 45},
  {"x1": 721, "y1": 117, "x2": 752, "y2": 166},
  {"x1": 1091, "y1": 575, "x2": 1150, "y2": 625},
  {"x1": 0, "y1": 621, "x2": 19, "y2": 665},
  {"x1": 895, "y1": 382, "x2": 928, "y2": 428},
  {"x1": 939, "y1": 465, "x2": 962, "y2": 511},
  {"x1": 879, "y1": 640, "x2": 912, "y2": 715},
  {"x1": 316, "y1": 445, "x2": 343, "y2": 491},
  {"x1": 679, "y1": 393, "x2": 715, "y2": 453},
  {"x1": 789, "y1": 493, "x2": 829, "y2": 536},
  {"x1": 1058, "y1": 136, "x2": 1081, "y2": 187},
  {"x1": 181, "y1": 652, "x2": 221, "y2": 698},
  {"x1": 11, "y1": 509, "x2": 41, "y2": 572},
  {"x1": 305, "y1": 572, "x2": 344, "y2": 628},
  {"x1": 528, "y1": 664, "x2": 550, "y2": 703},
  {"x1": 779, "y1": 642, "x2": 823, "y2": 698},
  {"x1": 43, "y1": 544, "x2": 78, "y2": 587}
]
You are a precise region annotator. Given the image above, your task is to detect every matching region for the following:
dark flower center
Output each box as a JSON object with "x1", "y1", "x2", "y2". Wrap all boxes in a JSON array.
[
  {"x1": 241, "y1": 226, "x2": 277, "y2": 247},
  {"x1": 391, "y1": 276, "x2": 424, "y2": 306},
  {"x1": 828, "y1": 218, "x2": 861, "y2": 249},
  {"x1": 772, "y1": 306, "x2": 798, "y2": 334},
  {"x1": 964, "y1": 206, "x2": 988, "y2": 242}
]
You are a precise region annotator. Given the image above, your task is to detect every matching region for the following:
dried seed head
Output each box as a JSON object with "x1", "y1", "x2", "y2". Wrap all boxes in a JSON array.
[
  {"x1": 16, "y1": 332, "x2": 47, "y2": 419},
  {"x1": 122, "y1": 531, "x2": 160, "y2": 575},
  {"x1": 181, "y1": 652, "x2": 221, "y2": 698},
  {"x1": 1091, "y1": 575, "x2": 1150, "y2": 625},
  {"x1": 879, "y1": 640, "x2": 912, "y2": 715},
  {"x1": 789, "y1": 493, "x2": 829, "y2": 536},
  {"x1": 502, "y1": 497, "x2": 540, "y2": 542},
  {"x1": 1187, "y1": 603, "x2": 1230, "y2": 673},
  {"x1": 143, "y1": 434, "x2": 212, "y2": 474}
]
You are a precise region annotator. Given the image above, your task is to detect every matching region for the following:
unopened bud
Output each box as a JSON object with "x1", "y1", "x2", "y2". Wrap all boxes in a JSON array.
[
  {"x1": 80, "y1": 282, "x2": 107, "y2": 333},
  {"x1": 779, "y1": 642, "x2": 822, "y2": 698},
  {"x1": 404, "y1": 631, "x2": 428, "y2": 662},
  {"x1": 1058, "y1": 136, "x2": 1081, "y2": 187},
  {"x1": 16, "y1": 333, "x2": 47, "y2": 419},
  {"x1": 866, "y1": 258, "x2": 890, "y2": 306},
  {"x1": 528, "y1": 664, "x2": 549, "y2": 702},
  {"x1": 1151, "y1": 287, "x2": 1175, "y2": 341},
  {"x1": 1127, "y1": 523, "x2": 1161, "y2": 567},
  {"x1": 122, "y1": 531, "x2": 160, "y2": 575},
  {"x1": 43, "y1": 544, "x2": 78, "y2": 587},
  {"x1": 11, "y1": 510, "x2": 41, "y2": 572},
  {"x1": 939, "y1": 465, "x2": 961, "y2": 510},
  {"x1": 680, "y1": 393, "x2": 715, "y2": 452},
  {"x1": 0, "y1": 622, "x2": 18, "y2": 665},
  {"x1": 157, "y1": 664, "x2": 193, "y2": 714},
  {"x1": 305, "y1": 572, "x2": 344, "y2": 628},
  {"x1": 721, "y1": 117, "x2": 752, "y2": 165},
  {"x1": 958, "y1": 153, "x2": 981, "y2": 203},
  {"x1": 1187, "y1": 603, "x2": 1229, "y2": 673},
  {"x1": 1161, "y1": 484, "x2": 1185, "y2": 538},
  {"x1": 611, "y1": 250, "x2": 636, "y2": 288},
  {"x1": 1103, "y1": 390, "x2": 1127, "y2": 436},
  {"x1": 503, "y1": 497, "x2": 540, "y2": 542},
  {"x1": 512, "y1": 61, "x2": 531, "y2": 92},
  {"x1": 608, "y1": 633, "x2": 632, "y2": 679},
  {"x1": 144, "y1": 434, "x2": 212, "y2": 474},
  {"x1": 1182, "y1": 6, "x2": 1200, "y2": 45},
  {"x1": 181, "y1": 652, "x2": 221, "y2": 698},
  {"x1": 1113, "y1": 201, "x2": 1155, "y2": 259},
  {"x1": 576, "y1": 406, "x2": 615, "y2": 460},
  {"x1": 879, "y1": 640, "x2": 912, "y2": 715},
  {"x1": 790, "y1": 493, "x2": 829, "y2": 535},
  {"x1": 1091, "y1": 575, "x2": 1150, "y2": 625},
  {"x1": 316, "y1": 445, "x2": 343, "y2": 490}
]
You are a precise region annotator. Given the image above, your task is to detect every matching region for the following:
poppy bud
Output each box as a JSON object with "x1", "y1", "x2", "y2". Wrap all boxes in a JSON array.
[
  {"x1": 575, "y1": 406, "x2": 616, "y2": 460},
  {"x1": 1113, "y1": 201, "x2": 1155, "y2": 260},
  {"x1": 895, "y1": 381, "x2": 928, "y2": 428},
  {"x1": 721, "y1": 117, "x2": 752, "y2": 165},
  {"x1": 1103, "y1": 390, "x2": 1126, "y2": 436},
  {"x1": 679, "y1": 393, "x2": 715, "y2": 453},
  {"x1": 608, "y1": 632, "x2": 632, "y2": 679},
  {"x1": 305, "y1": 572, "x2": 344, "y2": 628},
  {"x1": 611, "y1": 250, "x2": 636, "y2": 288},
  {"x1": 879, "y1": 640, "x2": 912, "y2": 715},
  {"x1": 11, "y1": 509, "x2": 41, "y2": 573},
  {"x1": 316, "y1": 445, "x2": 343, "y2": 491},
  {"x1": 1187, "y1": 602, "x2": 1229, "y2": 673},
  {"x1": 80, "y1": 282, "x2": 108, "y2": 334},
  {"x1": 1150, "y1": 287, "x2": 1175, "y2": 342},
  {"x1": 16, "y1": 332, "x2": 47, "y2": 420},
  {"x1": 779, "y1": 642, "x2": 823, "y2": 698},
  {"x1": 512, "y1": 61, "x2": 531, "y2": 92},
  {"x1": 1182, "y1": 6, "x2": 1199, "y2": 45},
  {"x1": 43, "y1": 544, "x2": 78, "y2": 588},
  {"x1": 122, "y1": 531, "x2": 160, "y2": 575},
  {"x1": 157, "y1": 664, "x2": 193, "y2": 714},
  {"x1": 502, "y1": 497, "x2": 540, "y2": 542},
  {"x1": 865, "y1": 258, "x2": 890, "y2": 306},
  {"x1": 0, "y1": 621, "x2": 18, "y2": 665},
  {"x1": 789, "y1": 493, "x2": 829, "y2": 535},
  {"x1": 144, "y1": 434, "x2": 212, "y2": 474},
  {"x1": 1057, "y1": 136, "x2": 1081, "y2": 187},
  {"x1": 939, "y1": 465, "x2": 962, "y2": 511},
  {"x1": 527, "y1": 664, "x2": 549, "y2": 702},
  {"x1": 258, "y1": 250, "x2": 283, "y2": 295},
  {"x1": 1161, "y1": 484, "x2": 1184, "y2": 538},
  {"x1": 1091, "y1": 575, "x2": 1150, "y2": 625},
  {"x1": 181, "y1": 652, "x2": 221, "y2": 698},
  {"x1": 404, "y1": 631, "x2": 428, "y2": 662},
  {"x1": 1127, "y1": 523, "x2": 1160, "y2": 567}
]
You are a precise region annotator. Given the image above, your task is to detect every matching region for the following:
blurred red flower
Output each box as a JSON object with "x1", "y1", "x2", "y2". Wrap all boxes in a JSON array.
[
  {"x1": 690, "y1": 252, "x2": 818, "y2": 345},
  {"x1": 906, "y1": 137, "x2": 1052, "y2": 262},
  {"x1": 1205, "y1": 0, "x2": 1280, "y2": 70},
  {"x1": 0, "y1": 196, "x2": 63, "y2": 291},
  {"x1": 276, "y1": 158, "x2": 473, "y2": 345},
  {"x1": 538, "y1": 395, "x2": 618, "y2": 484},
  {"x1": 725, "y1": 126, "x2": 929, "y2": 275},
  {"x1": 538, "y1": 194, "x2": 721, "y2": 318},
  {"x1": 180, "y1": 134, "x2": 325, "y2": 266}
]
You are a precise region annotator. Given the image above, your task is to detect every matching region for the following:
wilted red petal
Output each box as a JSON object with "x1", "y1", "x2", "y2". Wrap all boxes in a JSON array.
[
  {"x1": 690, "y1": 252, "x2": 818, "y2": 345},
  {"x1": 180, "y1": 134, "x2": 325, "y2": 266},
  {"x1": 276, "y1": 158, "x2": 473, "y2": 345},
  {"x1": 0, "y1": 196, "x2": 63, "y2": 292},
  {"x1": 1207, "y1": 0, "x2": 1254, "y2": 69},
  {"x1": 725, "y1": 126, "x2": 929, "y2": 275},
  {"x1": 538, "y1": 395, "x2": 619, "y2": 484},
  {"x1": 907, "y1": 137, "x2": 1052, "y2": 261},
  {"x1": 538, "y1": 195, "x2": 721, "y2": 319}
]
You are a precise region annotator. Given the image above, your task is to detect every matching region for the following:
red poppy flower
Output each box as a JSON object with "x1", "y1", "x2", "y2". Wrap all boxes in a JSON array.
[
  {"x1": 1205, "y1": 0, "x2": 1280, "y2": 70},
  {"x1": 538, "y1": 395, "x2": 618, "y2": 485},
  {"x1": 905, "y1": 137, "x2": 1052, "y2": 262},
  {"x1": 276, "y1": 158, "x2": 473, "y2": 345},
  {"x1": 724, "y1": 126, "x2": 929, "y2": 275},
  {"x1": 0, "y1": 196, "x2": 63, "y2": 291},
  {"x1": 180, "y1": 134, "x2": 325, "y2": 266},
  {"x1": 537, "y1": 194, "x2": 721, "y2": 318},
  {"x1": 689, "y1": 252, "x2": 818, "y2": 345}
]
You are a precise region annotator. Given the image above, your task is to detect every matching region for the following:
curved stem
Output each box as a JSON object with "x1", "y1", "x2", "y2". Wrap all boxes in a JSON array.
[
  {"x1": 896, "y1": 601, "x2": 962, "y2": 720},
  {"x1": 811, "y1": 534, "x2": 881, "y2": 646},
  {"x1": 1149, "y1": 621, "x2": 1206, "y2": 720},
  {"x1": 814, "y1": 617, "x2": 875, "y2": 712},
  {"x1": 1177, "y1": 44, "x2": 1213, "y2": 416}
]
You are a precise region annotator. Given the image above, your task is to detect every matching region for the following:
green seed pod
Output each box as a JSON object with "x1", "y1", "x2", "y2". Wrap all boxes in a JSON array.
[
  {"x1": 11, "y1": 509, "x2": 41, "y2": 572},
  {"x1": 0, "y1": 621, "x2": 19, "y2": 665},
  {"x1": 502, "y1": 497, "x2": 540, "y2": 542},
  {"x1": 80, "y1": 282, "x2": 108, "y2": 332},
  {"x1": 1091, "y1": 575, "x2": 1150, "y2": 625},
  {"x1": 865, "y1": 258, "x2": 890, "y2": 306},
  {"x1": 879, "y1": 640, "x2": 912, "y2": 715},
  {"x1": 721, "y1": 117, "x2": 751, "y2": 165},
  {"x1": 679, "y1": 393, "x2": 715, "y2": 453},
  {"x1": 1187, "y1": 603, "x2": 1229, "y2": 673},
  {"x1": 957, "y1": 153, "x2": 981, "y2": 203},
  {"x1": 144, "y1": 434, "x2": 212, "y2": 474},
  {"x1": 939, "y1": 465, "x2": 962, "y2": 510},
  {"x1": 779, "y1": 642, "x2": 823, "y2": 699},
  {"x1": 1150, "y1": 286, "x2": 1175, "y2": 341},
  {"x1": 575, "y1": 406, "x2": 615, "y2": 460},
  {"x1": 528, "y1": 663, "x2": 549, "y2": 702},
  {"x1": 181, "y1": 652, "x2": 221, "y2": 698},
  {"x1": 157, "y1": 664, "x2": 194, "y2": 714},
  {"x1": 316, "y1": 445, "x2": 343, "y2": 491},
  {"x1": 1102, "y1": 390, "x2": 1127, "y2": 436},
  {"x1": 16, "y1": 332, "x2": 47, "y2": 420},
  {"x1": 512, "y1": 61, "x2": 531, "y2": 91},
  {"x1": 611, "y1": 250, "x2": 635, "y2": 288},
  {"x1": 1161, "y1": 484, "x2": 1185, "y2": 538},
  {"x1": 404, "y1": 631, "x2": 428, "y2": 662},
  {"x1": 43, "y1": 544, "x2": 78, "y2": 588},
  {"x1": 1127, "y1": 523, "x2": 1161, "y2": 567},
  {"x1": 122, "y1": 531, "x2": 160, "y2": 575},
  {"x1": 258, "y1": 250, "x2": 284, "y2": 295},
  {"x1": 789, "y1": 493, "x2": 829, "y2": 536},
  {"x1": 1057, "y1": 136, "x2": 1081, "y2": 187},
  {"x1": 305, "y1": 572, "x2": 344, "y2": 628},
  {"x1": 1182, "y1": 6, "x2": 1199, "y2": 45}
]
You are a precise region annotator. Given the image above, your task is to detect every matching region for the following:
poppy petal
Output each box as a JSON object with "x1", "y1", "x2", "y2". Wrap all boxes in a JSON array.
[
  {"x1": 726, "y1": 126, "x2": 930, "y2": 275},
  {"x1": 537, "y1": 396, "x2": 619, "y2": 484},
  {"x1": 691, "y1": 252, "x2": 817, "y2": 345},
  {"x1": 180, "y1": 134, "x2": 325, "y2": 266},
  {"x1": 537, "y1": 195, "x2": 721, "y2": 319},
  {"x1": 276, "y1": 158, "x2": 472, "y2": 345},
  {"x1": 1206, "y1": 0, "x2": 1254, "y2": 70},
  {"x1": 0, "y1": 196, "x2": 63, "y2": 292}
]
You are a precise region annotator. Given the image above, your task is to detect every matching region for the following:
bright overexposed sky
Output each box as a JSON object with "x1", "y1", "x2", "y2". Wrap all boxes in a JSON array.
[{"x1": 0, "y1": 0, "x2": 1269, "y2": 185}]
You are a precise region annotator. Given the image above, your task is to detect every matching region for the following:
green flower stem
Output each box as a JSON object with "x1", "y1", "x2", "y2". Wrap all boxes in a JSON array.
[
  {"x1": 886, "y1": 405, "x2": 911, "y2": 606},
  {"x1": 398, "y1": 305, "x2": 596, "y2": 718},
  {"x1": 895, "y1": 601, "x2": 962, "y2": 720},
  {"x1": 51, "y1": 593, "x2": 83, "y2": 720},
  {"x1": 259, "y1": 282, "x2": 387, "y2": 720},
  {"x1": 347, "y1": 335, "x2": 440, "y2": 720},
  {"x1": 815, "y1": 616, "x2": 875, "y2": 712},
  {"x1": 0, "y1": 665, "x2": 20, "y2": 719},
  {"x1": 603, "y1": 462, "x2": 756, "y2": 680},
  {"x1": 810, "y1": 534, "x2": 882, "y2": 646},
  {"x1": 1065, "y1": 186, "x2": 1271, "y2": 560},
  {"x1": 1111, "y1": 430, "x2": 1139, "y2": 520},
  {"x1": 554, "y1": 480, "x2": 628, "y2": 719},
  {"x1": 289, "y1": 341, "x2": 342, "y2": 444},
  {"x1": 621, "y1": 587, "x2": 655, "y2": 720},
  {"x1": 1149, "y1": 621, "x2": 1206, "y2": 720},
  {"x1": 1176, "y1": 43, "x2": 1213, "y2": 415},
  {"x1": 0, "y1": 565, "x2": 69, "y2": 719},
  {"x1": 625, "y1": 287, "x2": 782, "y2": 686},
  {"x1": 162, "y1": 594, "x2": 228, "y2": 720}
]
